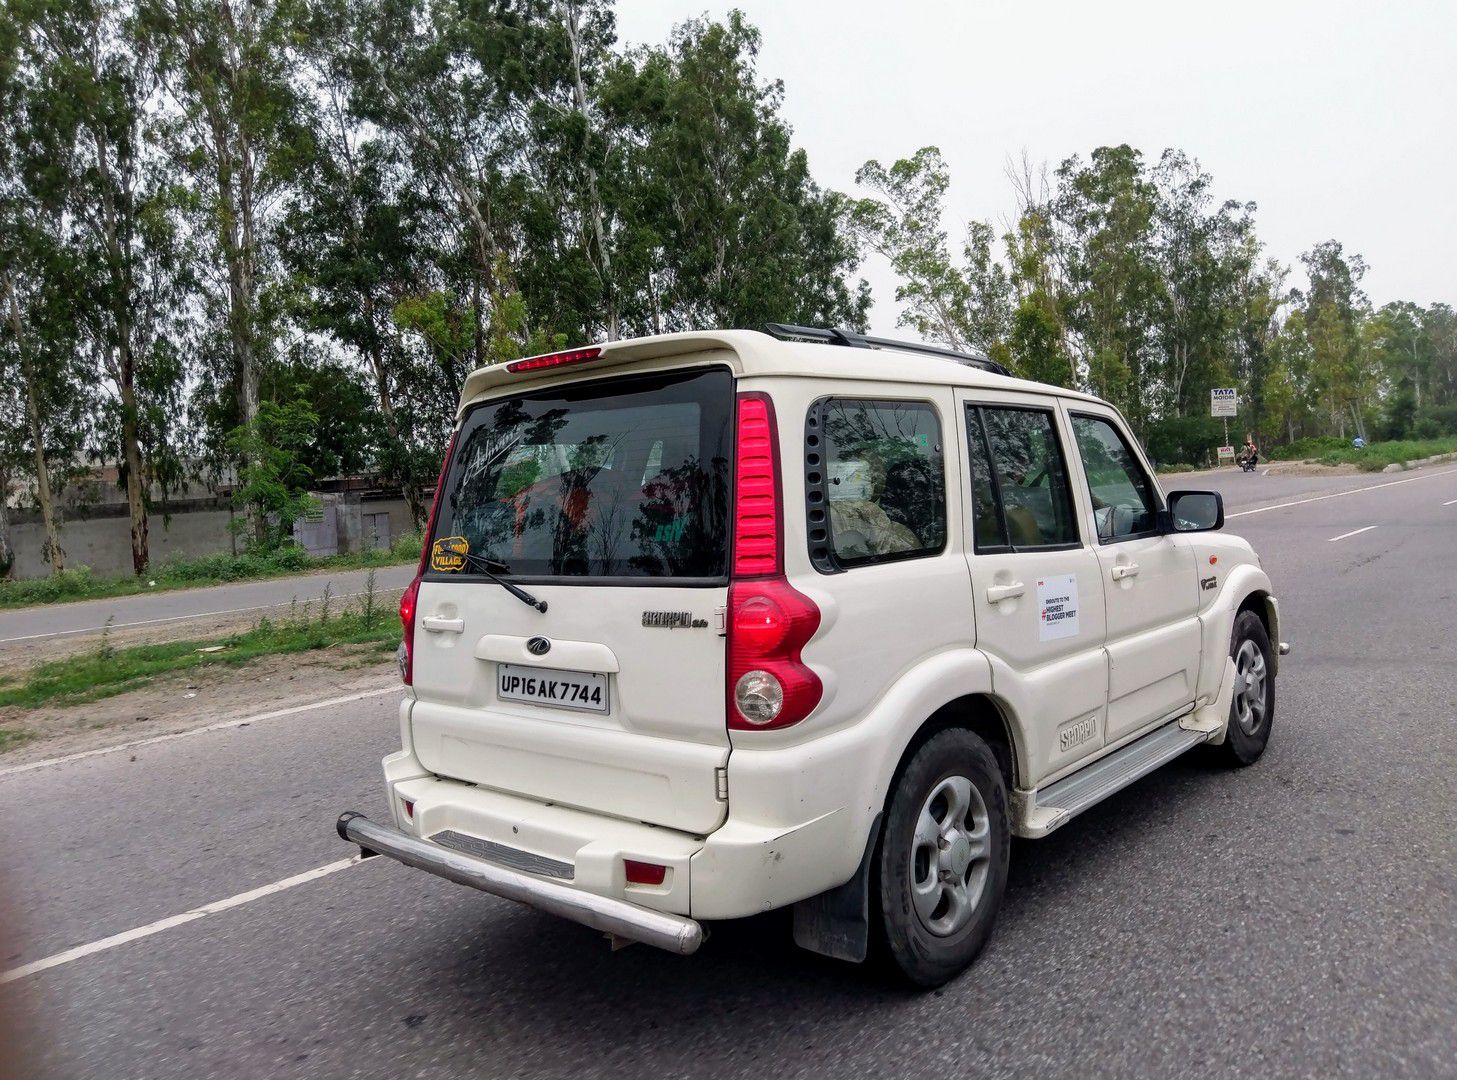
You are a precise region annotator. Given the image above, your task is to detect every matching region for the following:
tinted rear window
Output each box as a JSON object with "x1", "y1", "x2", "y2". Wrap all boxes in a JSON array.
[{"x1": 430, "y1": 367, "x2": 733, "y2": 580}]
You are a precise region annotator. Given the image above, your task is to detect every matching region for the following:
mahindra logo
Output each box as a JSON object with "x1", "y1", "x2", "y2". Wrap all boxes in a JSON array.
[{"x1": 526, "y1": 636, "x2": 552, "y2": 656}]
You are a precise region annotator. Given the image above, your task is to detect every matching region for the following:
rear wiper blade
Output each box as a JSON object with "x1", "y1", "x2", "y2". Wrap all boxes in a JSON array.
[{"x1": 459, "y1": 551, "x2": 548, "y2": 613}]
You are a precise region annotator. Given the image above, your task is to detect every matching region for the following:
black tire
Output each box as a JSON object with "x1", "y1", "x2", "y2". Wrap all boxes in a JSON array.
[
  {"x1": 1210, "y1": 609, "x2": 1275, "y2": 766},
  {"x1": 874, "y1": 728, "x2": 1009, "y2": 987}
]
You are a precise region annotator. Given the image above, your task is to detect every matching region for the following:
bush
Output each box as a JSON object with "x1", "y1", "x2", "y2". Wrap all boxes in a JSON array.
[
  {"x1": 0, "y1": 566, "x2": 98, "y2": 605},
  {"x1": 1265, "y1": 436, "x2": 1347, "y2": 461},
  {"x1": 389, "y1": 531, "x2": 423, "y2": 562},
  {"x1": 1143, "y1": 416, "x2": 1227, "y2": 470}
]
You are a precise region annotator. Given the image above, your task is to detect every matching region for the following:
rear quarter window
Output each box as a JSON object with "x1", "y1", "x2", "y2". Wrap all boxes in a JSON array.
[{"x1": 805, "y1": 398, "x2": 946, "y2": 571}]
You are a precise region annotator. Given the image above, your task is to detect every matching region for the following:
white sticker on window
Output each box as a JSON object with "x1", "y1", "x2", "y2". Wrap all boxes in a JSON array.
[
  {"x1": 1037, "y1": 574, "x2": 1079, "y2": 641},
  {"x1": 828, "y1": 459, "x2": 873, "y2": 501}
]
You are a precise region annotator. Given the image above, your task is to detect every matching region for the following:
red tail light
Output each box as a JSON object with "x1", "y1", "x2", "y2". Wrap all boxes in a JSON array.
[
  {"x1": 506, "y1": 346, "x2": 601, "y2": 374},
  {"x1": 727, "y1": 392, "x2": 821, "y2": 730},
  {"x1": 733, "y1": 393, "x2": 780, "y2": 578},
  {"x1": 401, "y1": 430, "x2": 458, "y2": 686}
]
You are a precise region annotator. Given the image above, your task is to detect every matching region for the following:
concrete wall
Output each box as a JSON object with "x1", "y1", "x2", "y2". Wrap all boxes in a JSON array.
[{"x1": 8, "y1": 497, "x2": 417, "y2": 580}]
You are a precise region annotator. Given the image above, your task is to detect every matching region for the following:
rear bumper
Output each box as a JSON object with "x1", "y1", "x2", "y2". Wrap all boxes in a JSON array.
[{"x1": 337, "y1": 811, "x2": 704, "y2": 955}]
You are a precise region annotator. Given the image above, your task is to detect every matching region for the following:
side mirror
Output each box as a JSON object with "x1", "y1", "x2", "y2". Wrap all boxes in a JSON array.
[{"x1": 1163, "y1": 490, "x2": 1224, "y2": 533}]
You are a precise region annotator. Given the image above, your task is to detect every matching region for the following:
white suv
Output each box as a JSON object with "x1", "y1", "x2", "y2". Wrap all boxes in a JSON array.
[{"x1": 337, "y1": 326, "x2": 1286, "y2": 987}]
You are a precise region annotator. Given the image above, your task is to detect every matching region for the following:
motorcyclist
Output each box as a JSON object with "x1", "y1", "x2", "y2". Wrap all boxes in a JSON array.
[{"x1": 1240, "y1": 435, "x2": 1259, "y2": 469}]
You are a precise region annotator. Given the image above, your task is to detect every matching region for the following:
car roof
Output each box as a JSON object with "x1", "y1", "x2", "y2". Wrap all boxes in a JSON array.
[{"x1": 457, "y1": 329, "x2": 1108, "y2": 414}]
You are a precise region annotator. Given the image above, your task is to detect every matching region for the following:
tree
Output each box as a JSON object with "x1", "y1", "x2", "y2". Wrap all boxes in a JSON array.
[
  {"x1": 142, "y1": 0, "x2": 310, "y2": 544},
  {"x1": 601, "y1": 13, "x2": 868, "y2": 334},
  {"x1": 1053, "y1": 145, "x2": 1162, "y2": 428},
  {"x1": 1299, "y1": 240, "x2": 1372, "y2": 439},
  {"x1": 848, "y1": 147, "x2": 1010, "y2": 357},
  {"x1": 0, "y1": 3, "x2": 93, "y2": 572},
  {"x1": 21, "y1": 0, "x2": 191, "y2": 575}
]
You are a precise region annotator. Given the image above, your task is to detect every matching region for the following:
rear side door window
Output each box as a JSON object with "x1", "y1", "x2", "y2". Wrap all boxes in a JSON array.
[
  {"x1": 1069, "y1": 414, "x2": 1160, "y2": 542},
  {"x1": 965, "y1": 405, "x2": 1080, "y2": 551},
  {"x1": 806, "y1": 398, "x2": 946, "y2": 571}
]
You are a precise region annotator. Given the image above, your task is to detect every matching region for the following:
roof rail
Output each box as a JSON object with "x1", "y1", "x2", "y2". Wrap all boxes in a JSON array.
[{"x1": 762, "y1": 322, "x2": 1014, "y2": 377}]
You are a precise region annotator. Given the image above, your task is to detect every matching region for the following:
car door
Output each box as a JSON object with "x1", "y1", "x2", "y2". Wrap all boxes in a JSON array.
[
  {"x1": 957, "y1": 390, "x2": 1109, "y2": 787},
  {"x1": 1064, "y1": 405, "x2": 1201, "y2": 745}
]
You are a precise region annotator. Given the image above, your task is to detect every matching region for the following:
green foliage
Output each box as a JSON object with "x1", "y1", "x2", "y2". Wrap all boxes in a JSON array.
[
  {"x1": 1143, "y1": 415, "x2": 1228, "y2": 469},
  {"x1": 225, "y1": 397, "x2": 320, "y2": 547},
  {"x1": 1310, "y1": 437, "x2": 1457, "y2": 471},
  {"x1": 1265, "y1": 436, "x2": 1348, "y2": 461}
]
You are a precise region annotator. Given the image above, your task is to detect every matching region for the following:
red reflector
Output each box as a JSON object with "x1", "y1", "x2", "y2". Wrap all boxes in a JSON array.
[
  {"x1": 506, "y1": 347, "x2": 602, "y2": 373},
  {"x1": 733, "y1": 393, "x2": 780, "y2": 577},
  {"x1": 624, "y1": 860, "x2": 667, "y2": 886},
  {"x1": 402, "y1": 800, "x2": 414, "y2": 819}
]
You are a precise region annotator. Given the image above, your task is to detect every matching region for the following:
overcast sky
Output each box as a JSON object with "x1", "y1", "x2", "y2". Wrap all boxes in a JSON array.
[{"x1": 616, "y1": 1, "x2": 1457, "y2": 337}]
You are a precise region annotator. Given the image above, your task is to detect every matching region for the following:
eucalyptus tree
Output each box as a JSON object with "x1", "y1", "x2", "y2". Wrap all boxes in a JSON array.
[
  {"x1": 1053, "y1": 145, "x2": 1162, "y2": 428},
  {"x1": 600, "y1": 12, "x2": 868, "y2": 335},
  {"x1": 1298, "y1": 240, "x2": 1373, "y2": 438},
  {"x1": 19, "y1": 0, "x2": 191, "y2": 574},
  {"x1": 1148, "y1": 149, "x2": 1256, "y2": 418},
  {"x1": 848, "y1": 147, "x2": 1011, "y2": 359},
  {"x1": 140, "y1": 0, "x2": 311, "y2": 543},
  {"x1": 0, "y1": 2, "x2": 93, "y2": 572}
]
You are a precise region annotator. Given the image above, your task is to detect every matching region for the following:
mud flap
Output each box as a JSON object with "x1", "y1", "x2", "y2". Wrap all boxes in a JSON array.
[{"x1": 791, "y1": 813, "x2": 881, "y2": 963}]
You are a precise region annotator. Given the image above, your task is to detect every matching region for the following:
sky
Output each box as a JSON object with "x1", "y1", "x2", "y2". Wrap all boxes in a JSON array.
[{"x1": 615, "y1": 0, "x2": 1457, "y2": 336}]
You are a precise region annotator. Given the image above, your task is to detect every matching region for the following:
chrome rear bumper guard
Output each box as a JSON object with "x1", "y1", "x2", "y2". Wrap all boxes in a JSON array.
[{"x1": 336, "y1": 811, "x2": 704, "y2": 955}]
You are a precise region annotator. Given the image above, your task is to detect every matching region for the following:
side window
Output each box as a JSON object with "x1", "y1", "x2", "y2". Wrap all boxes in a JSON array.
[
  {"x1": 807, "y1": 398, "x2": 946, "y2": 570},
  {"x1": 1070, "y1": 414, "x2": 1160, "y2": 541},
  {"x1": 965, "y1": 404, "x2": 1079, "y2": 551}
]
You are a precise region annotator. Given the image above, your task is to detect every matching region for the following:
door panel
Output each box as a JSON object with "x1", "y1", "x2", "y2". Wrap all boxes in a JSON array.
[
  {"x1": 1066, "y1": 407, "x2": 1200, "y2": 743},
  {"x1": 958, "y1": 393, "x2": 1110, "y2": 786}
]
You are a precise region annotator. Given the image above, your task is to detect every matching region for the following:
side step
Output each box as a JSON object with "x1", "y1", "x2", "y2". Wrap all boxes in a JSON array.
[{"x1": 1018, "y1": 719, "x2": 1210, "y2": 837}]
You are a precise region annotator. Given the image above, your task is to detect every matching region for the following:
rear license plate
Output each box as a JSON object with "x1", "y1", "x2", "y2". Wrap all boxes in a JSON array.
[{"x1": 497, "y1": 664, "x2": 609, "y2": 714}]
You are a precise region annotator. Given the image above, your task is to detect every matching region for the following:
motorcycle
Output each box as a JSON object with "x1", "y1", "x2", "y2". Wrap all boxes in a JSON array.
[{"x1": 1238, "y1": 451, "x2": 1258, "y2": 473}]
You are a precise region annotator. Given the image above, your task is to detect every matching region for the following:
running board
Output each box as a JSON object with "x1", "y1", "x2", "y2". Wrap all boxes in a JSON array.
[{"x1": 1014, "y1": 720, "x2": 1210, "y2": 838}]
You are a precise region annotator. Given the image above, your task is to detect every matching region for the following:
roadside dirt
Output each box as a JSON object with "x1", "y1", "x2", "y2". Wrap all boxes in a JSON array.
[
  {"x1": 0, "y1": 645, "x2": 400, "y2": 767},
  {"x1": 1259, "y1": 460, "x2": 1364, "y2": 476}
]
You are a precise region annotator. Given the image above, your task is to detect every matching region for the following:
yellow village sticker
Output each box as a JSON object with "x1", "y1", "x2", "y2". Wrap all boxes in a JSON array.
[{"x1": 430, "y1": 535, "x2": 470, "y2": 573}]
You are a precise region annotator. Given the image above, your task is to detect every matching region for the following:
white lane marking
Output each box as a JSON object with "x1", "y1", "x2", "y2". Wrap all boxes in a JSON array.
[
  {"x1": 0, "y1": 584, "x2": 408, "y2": 645},
  {"x1": 1444, "y1": 499, "x2": 1457, "y2": 506},
  {"x1": 0, "y1": 685, "x2": 402, "y2": 780},
  {"x1": 0, "y1": 855, "x2": 379, "y2": 985},
  {"x1": 1226, "y1": 467, "x2": 1457, "y2": 519},
  {"x1": 1328, "y1": 525, "x2": 1378, "y2": 543}
]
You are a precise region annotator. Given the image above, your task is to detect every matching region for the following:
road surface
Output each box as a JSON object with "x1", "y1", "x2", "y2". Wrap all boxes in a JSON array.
[
  {"x1": 0, "y1": 564, "x2": 418, "y2": 645},
  {"x1": 2, "y1": 465, "x2": 1455, "y2": 1078}
]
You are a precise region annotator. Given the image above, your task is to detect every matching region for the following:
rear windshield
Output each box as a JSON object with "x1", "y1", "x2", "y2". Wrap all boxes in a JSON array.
[{"x1": 429, "y1": 367, "x2": 733, "y2": 581}]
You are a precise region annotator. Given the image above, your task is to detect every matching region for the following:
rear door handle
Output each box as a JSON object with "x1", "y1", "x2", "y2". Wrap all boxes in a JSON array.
[
  {"x1": 1111, "y1": 563, "x2": 1140, "y2": 581},
  {"x1": 422, "y1": 616, "x2": 465, "y2": 634},
  {"x1": 986, "y1": 582, "x2": 1025, "y2": 603}
]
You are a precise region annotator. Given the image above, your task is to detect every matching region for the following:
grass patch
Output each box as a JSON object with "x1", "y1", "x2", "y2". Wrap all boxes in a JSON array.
[
  {"x1": 0, "y1": 531, "x2": 422, "y2": 610},
  {"x1": 0, "y1": 578, "x2": 400, "y2": 710},
  {"x1": 0, "y1": 727, "x2": 34, "y2": 753},
  {"x1": 1266, "y1": 435, "x2": 1457, "y2": 471}
]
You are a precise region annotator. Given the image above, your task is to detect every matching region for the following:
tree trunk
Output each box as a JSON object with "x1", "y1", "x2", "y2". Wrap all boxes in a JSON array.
[
  {"x1": 119, "y1": 369, "x2": 150, "y2": 576},
  {"x1": 4, "y1": 273, "x2": 64, "y2": 571},
  {"x1": 0, "y1": 465, "x2": 12, "y2": 579}
]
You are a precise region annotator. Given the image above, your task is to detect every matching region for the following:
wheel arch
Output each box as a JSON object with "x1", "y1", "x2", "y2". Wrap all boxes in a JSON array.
[{"x1": 1236, "y1": 588, "x2": 1280, "y2": 675}]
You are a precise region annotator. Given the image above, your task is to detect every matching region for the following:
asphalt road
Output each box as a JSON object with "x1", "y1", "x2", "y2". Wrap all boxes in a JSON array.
[
  {"x1": 0, "y1": 563, "x2": 418, "y2": 645},
  {"x1": 3, "y1": 465, "x2": 1455, "y2": 1078}
]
